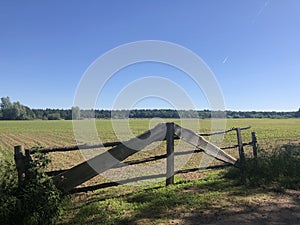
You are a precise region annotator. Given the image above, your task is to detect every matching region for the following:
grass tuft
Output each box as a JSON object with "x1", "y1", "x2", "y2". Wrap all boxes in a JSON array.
[{"x1": 224, "y1": 144, "x2": 300, "y2": 189}]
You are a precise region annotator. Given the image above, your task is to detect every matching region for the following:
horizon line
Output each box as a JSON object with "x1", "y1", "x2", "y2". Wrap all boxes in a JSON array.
[{"x1": 29, "y1": 107, "x2": 298, "y2": 113}]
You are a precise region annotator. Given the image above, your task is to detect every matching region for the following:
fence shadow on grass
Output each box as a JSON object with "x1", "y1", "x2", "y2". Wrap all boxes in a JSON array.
[{"x1": 59, "y1": 163, "x2": 300, "y2": 225}]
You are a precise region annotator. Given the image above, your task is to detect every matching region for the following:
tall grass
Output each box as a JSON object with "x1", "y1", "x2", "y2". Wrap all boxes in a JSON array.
[{"x1": 225, "y1": 144, "x2": 300, "y2": 189}]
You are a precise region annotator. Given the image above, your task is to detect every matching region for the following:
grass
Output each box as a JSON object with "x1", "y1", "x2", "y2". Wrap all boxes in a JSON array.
[
  {"x1": 58, "y1": 163, "x2": 300, "y2": 225},
  {"x1": 1, "y1": 118, "x2": 299, "y2": 150},
  {"x1": 0, "y1": 118, "x2": 299, "y2": 224},
  {"x1": 1, "y1": 118, "x2": 299, "y2": 171},
  {"x1": 57, "y1": 143, "x2": 300, "y2": 225},
  {"x1": 58, "y1": 171, "x2": 245, "y2": 225},
  {"x1": 226, "y1": 144, "x2": 300, "y2": 190}
]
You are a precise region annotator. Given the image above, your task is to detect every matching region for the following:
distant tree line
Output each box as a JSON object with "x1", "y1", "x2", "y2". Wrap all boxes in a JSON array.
[
  {"x1": 0, "y1": 97, "x2": 34, "y2": 120},
  {"x1": 1, "y1": 97, "x2": 300, "y2": 120}
]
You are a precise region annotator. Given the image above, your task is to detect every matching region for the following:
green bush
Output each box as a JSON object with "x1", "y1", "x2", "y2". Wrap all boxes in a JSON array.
[
  {"x1": 0, "y1": 153, "x2": 63, "y2": 225},
  {"x1": 47, "y1": 113, "x2": 61, "y2": 120},
  {"x1": 225, "y1": 144, "x2": 300, "y2": 189}
]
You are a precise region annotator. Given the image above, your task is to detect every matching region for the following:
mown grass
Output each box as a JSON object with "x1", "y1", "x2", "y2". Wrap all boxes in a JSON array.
[
  {"x1": 57, "y1": 144, "x2": 300, "y2": 225},
  {"x1": 58, "y1": 171, "x2": 245, "y2": 225}
]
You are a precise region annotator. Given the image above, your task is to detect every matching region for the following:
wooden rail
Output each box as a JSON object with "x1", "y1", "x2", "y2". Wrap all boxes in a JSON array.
[
  {"x1": 15, "y1": 123, "x2": 257, "y2": 193},
  {"x1": 198, "y1": 126, "x2": 251, "y2": 136},
  {"x1": 28, "y1": 141, "x2": 122, "y2": 154},
  {"x1": 52, "y1": 123, "x2": 167, "y2": 192},
  {"x1": 27, "y1": 126, "x2": 252, "y2": 154}
]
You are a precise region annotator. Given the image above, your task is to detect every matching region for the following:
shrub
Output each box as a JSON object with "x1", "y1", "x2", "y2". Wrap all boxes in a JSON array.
[
  {"x1": 0, "y1": 153, "x2": 63, "y2": 225},
  {"x1": 47, "y1": 113, "x2": 61, "y2": 120},
  {"x1": 224, "y1": 144, "x2": 300, "y2": 189}
]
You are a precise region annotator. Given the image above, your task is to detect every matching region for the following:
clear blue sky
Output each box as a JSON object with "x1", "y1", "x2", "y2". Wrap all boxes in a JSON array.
[{"x1": 0, "y1": 0, "x2": 299, "y2": 111}]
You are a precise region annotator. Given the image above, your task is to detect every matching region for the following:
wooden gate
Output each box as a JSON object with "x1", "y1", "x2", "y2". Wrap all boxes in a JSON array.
[{"x1": 14, "y1": 123, "x2": 257, "y2": 193}]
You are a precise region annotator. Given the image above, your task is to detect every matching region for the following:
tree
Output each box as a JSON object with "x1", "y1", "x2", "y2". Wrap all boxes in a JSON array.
[
  {"x1": 295, "y1": 108, "x2": 300, "y2": 118},
  {"x1": 1, "y1": 97, "x2": 14, "y2": 119},
  {"x1": 72, "y1": 106, "x2": 81, "y2": 120},
  {"x1": 0, "y1": 97, "x2": 34, "y2": 120},
  {"x1": 47, "y1": 113, "x2": 61, "y2": 120},
  {"x1": 13, "y1": 101, "x2": 30, "y2": 120}
]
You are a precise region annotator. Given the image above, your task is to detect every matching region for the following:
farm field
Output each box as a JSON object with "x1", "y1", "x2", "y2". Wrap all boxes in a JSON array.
[
  {"x1": 1, "y1": 118, "x2": 300, "y2": 179},
  {"x1": 1, "y1": 118, "x2": 300, "y2": 225},
  {"x1": 1, "y1": 118, "x2": 300, "y2": 153},
  {"x1": 1, "y1": 118, "x2": 300, "y2": 177}
]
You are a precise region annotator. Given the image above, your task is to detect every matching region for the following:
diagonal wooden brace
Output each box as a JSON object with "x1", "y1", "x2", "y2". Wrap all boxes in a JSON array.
[
  {"x1": 53, "y1": 123, "x2": 167, "y2": 193},
  {"x1": 173, "y1": 124, "x2": 237, "y2": 165}
]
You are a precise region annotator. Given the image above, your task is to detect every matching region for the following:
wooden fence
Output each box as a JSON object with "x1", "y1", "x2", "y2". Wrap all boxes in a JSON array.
[{"x1": 14, "y1": 123, "x2": 257, "y2": 193}]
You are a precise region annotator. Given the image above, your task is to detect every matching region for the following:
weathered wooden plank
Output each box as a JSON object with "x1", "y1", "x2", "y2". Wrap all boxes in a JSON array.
[
  {"x1": 178, "y1": 163, "x2": 232, "y2": 173},
  {"x1": 236, "y1": 128, "x2": 246, "y2": 181},
  {"x1": 198, "y1": 126, "x2": 251, "y2": 136},
  {"x1": 236, "y1": 128, "x2": 245, "y2": 164},
  {"x1": 173, "y1": 124, "x2": 237, "y2": 165},
  {"x1": 14, "y1": 145, "x2": 26, "y2": 186},
  {"x1": 29, "y1": 141, "x2": 121, "y2": 154},
  {"x1": 166, "y1": 122, "x2": 175, "y2": 186},
  {"x1": 252, "y1": 131, "x2": 258, "y2": 158},
  {"x1": 14, "y1": 146, "x2": 31, "y2": 187},
  {"x1": 52, "y1": 123, "x2": 167, "y2": 192},
  {"x1": 71, "y1": 163, "x2": 234, "y2": 193}
]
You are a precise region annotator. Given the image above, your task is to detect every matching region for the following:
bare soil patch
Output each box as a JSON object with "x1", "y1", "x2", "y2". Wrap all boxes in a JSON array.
[{"x1": 166, "y1": 189, "x2": 300, "y2": 225}]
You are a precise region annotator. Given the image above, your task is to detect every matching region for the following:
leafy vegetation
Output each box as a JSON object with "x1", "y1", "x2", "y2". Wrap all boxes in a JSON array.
[
  {"x1": 1, "y1": 97, "x2": 299, "y2": 120},
  {"x1": 0, "y1": 153, "x2": 63, "y2": 225},
  {"x1": 225, "y1": 144, "x2": 300, "y2": 190},
  {"x1": 0, "y1": 97, "x2": 34, "y2": 120},
  {"x1": 22, "y1": 108, "x2": 300, "y2": 120}
]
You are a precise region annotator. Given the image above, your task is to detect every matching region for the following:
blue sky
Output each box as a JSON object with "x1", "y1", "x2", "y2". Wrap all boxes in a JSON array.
[{"x1": 0, "y1": 0, "x2": 299, "y2": 111}]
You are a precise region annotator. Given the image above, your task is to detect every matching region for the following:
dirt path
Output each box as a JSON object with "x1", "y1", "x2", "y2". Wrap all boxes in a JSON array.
[{"x1": 167, "y1": 189, "x2": 300, "y2": 225}]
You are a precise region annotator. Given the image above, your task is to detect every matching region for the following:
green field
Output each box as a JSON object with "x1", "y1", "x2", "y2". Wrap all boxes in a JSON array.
[
  {"x1": 1, "y1": 118, "x2": 299, "y2": 173},
  {"x1": 1, "y1": 118, "x2": 300, "y2": 151},
  {"x1": 1, "y1": 118, "x2": 300, "y2": 170},
  {"x1": 1, "y1": 118, "x2": 300, "y2": 224}
]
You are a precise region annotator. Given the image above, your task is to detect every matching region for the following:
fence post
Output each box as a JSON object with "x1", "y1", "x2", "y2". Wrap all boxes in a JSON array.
[
  {"x1": 236, "y1": 128, "x2": 246, "y2": 183},
  {"x1": 251, "y1": 132, "x2": 258, "y2": 158},
  {"x1": 14, "y1": 145, "x2": 30, "y2": 186},
  {"x1": 166, "y1": 122, "x2": 175, "y2": 186},
  {"x1": 236, "y1": 128, "x2": 245, "y2": 165}
]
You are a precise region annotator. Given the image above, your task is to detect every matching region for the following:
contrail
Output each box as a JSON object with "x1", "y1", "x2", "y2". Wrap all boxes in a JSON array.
[
  {"x1": 252, "y1": 0, "x2": 272, "y2": 24},
  {"x1": 222, "y1": 56, "x2": 228, "y2": 64}
]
